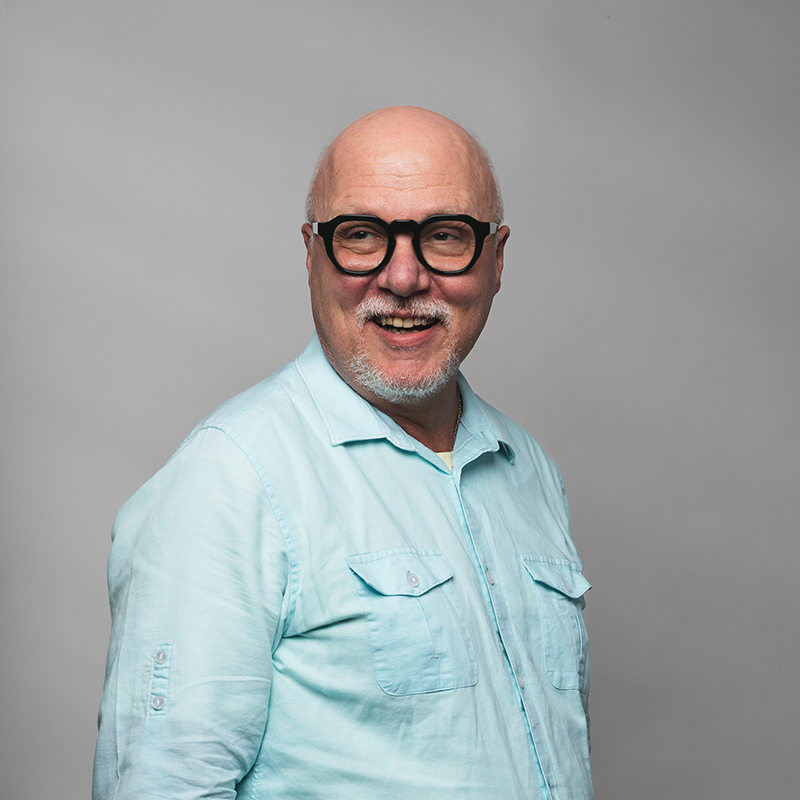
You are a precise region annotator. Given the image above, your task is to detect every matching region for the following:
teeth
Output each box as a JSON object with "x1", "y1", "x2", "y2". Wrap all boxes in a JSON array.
[{"x1": 376, "y1": 315, "x2": 434, "y2": 329}]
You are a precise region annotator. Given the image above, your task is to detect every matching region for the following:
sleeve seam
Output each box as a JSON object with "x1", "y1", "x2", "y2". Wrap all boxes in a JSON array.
[{"x1": 197, "y1": 423, "x2": 299, "y2": 652}]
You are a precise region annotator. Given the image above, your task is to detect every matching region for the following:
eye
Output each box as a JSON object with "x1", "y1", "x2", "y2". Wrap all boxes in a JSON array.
[
  {"x1": 348, "y1": 228, "x2": 379, "y2": 240},
  {"x1": 335, "y1": 221, "x2": 385, "y2": 242},
  {"x1": 332, "y1": 221, "x2": 388, "y2": 260},
  {"x1": 422, "y1": 222, "x2": 473, "y2": 247}
]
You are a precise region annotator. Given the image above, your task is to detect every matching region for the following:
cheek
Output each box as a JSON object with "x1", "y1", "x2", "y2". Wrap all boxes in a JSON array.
[
  {"x1": 309, "y1": 265, "x2": 371, "y2": 336},
  {"x1": 446, "y1": 276, "x2": 497, "y2": 319}
]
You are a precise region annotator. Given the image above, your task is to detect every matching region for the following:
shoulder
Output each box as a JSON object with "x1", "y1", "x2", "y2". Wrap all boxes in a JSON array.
[
  {"x1": 191, "y1": 358, "x2": 307, "y2": 438},
  {"x1": 469, "y1": 390, "x2": 565, "y2": 486},
  {"x1": 159, "y1": 351, "x2": 326, "y2": 475},
  {"x1": 114, "y1": 355, "x2": 308, "y2": 526}
]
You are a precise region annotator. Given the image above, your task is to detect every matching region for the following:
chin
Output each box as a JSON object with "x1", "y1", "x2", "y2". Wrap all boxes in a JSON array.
[{"x1": 346, "y1": 350, "x2": 460, "y2": 405}]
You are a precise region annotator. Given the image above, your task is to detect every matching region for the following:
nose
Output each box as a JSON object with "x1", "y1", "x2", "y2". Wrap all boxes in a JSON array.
[{"x1": 375, "y1": 232, "x2": 432, "y2": 297}]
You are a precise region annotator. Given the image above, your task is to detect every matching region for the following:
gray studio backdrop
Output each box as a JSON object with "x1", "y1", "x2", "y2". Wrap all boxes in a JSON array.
[{"x1": 2, "y1": 2, "x2": 798, "y2": 798}]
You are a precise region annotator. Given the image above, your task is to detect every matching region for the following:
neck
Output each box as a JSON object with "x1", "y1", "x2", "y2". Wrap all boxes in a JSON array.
[{"x1": 368, "y1": 382, "x2": 462, "y2": 453}]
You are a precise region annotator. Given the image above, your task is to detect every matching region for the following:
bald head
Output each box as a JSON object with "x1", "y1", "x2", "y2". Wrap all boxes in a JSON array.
[{"x1": 306, "y1": 106, "x2": 503, "y2": 224}]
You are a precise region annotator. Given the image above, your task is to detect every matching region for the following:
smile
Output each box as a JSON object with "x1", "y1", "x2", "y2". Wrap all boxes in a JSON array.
[{"x1": 373, "y1": 315, "x2": 438, "y2": 334}]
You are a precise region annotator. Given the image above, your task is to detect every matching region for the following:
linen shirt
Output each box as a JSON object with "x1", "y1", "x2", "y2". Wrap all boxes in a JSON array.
[{"x1": 93, "y1": 336, "x2": 593, "y2": 800}]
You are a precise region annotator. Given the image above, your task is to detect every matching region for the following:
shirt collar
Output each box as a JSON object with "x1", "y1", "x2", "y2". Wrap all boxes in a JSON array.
[
  {"x1": 295, "y1": 335, "x2": 514, "y2": 464},
  {"x1": 456, "y1": 374, "x2": 516, "y2": 465}
]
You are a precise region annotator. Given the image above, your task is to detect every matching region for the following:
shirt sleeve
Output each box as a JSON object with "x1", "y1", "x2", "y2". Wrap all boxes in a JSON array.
[{"x1": 93, "y1": 426, "x2": 290, "y2": 800}]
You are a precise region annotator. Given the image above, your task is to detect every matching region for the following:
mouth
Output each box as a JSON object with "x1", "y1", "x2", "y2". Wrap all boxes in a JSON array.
[{"x1": 372, "y1": 315, "x2": 439, "y2": 335}]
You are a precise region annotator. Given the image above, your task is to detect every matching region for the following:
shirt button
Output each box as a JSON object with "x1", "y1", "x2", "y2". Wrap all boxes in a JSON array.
[
  {"x1": 151, "y1": 695, "x2": 166, "y2": 710},
  {"x1": 155, "y1": 649, "x2": 168, "y2": 664},
  {"x1": 407, "y1": 572, "x2": 421, "y2": 588},
  {"x1": 518, "y1": 675, "x2": 525, "y2": 690},
  {"x1": 485, "y1": 569, "x2": 495, "y2": 585},
  {"x1": 565, "y1": 581, "x2": 572, "y2": 593}
]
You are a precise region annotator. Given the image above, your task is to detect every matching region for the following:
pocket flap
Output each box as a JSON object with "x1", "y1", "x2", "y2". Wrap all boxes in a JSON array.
[
  {"x1": 347, "y1": 548, "x2": 454, "y2": 597},
  {"x1": 521, "y1": 556, "x2": 591, "y2": 598}
]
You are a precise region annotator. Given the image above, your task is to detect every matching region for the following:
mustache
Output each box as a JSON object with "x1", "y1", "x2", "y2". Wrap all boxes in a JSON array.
[{"x1": 354, "y1": 297, "x2": 453, "y2": 327}]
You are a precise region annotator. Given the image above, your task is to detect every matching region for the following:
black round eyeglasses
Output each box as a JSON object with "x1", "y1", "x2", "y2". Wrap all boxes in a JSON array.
[{"x1": 311, "y1": 214, "x2": 499, "y2": 276}]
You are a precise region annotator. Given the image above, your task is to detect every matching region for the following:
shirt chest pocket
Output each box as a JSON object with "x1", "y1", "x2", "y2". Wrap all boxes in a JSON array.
[
  {"x1": 346, "y1": 548, "x2": 478, "y2": 696},
  {"x1": 521, "y1": 556, "x2": 591, "y2": 694}
]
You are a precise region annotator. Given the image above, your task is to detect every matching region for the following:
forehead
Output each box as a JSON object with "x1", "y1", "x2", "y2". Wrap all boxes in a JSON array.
[{"x1": 324, "y1": 129, "x2": 490, "y2": 220}]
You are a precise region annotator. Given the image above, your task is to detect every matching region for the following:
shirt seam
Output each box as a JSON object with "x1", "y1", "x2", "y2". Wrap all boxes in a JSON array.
[{"x1": 199, "y1": 423, "x2": 300, "y2": 649}]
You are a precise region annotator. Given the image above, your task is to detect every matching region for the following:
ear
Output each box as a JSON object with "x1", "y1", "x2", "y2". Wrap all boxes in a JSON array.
[
  {"x1": 493, "y1": 225, "x2": 510, "y2": 295},
  {"x1": 301, "y1": 223, "x2": 314, "y2": 276}
]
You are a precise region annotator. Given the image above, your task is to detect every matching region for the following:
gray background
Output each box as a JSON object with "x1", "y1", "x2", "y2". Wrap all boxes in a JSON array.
[{"x1": 2, "y1": 2, "x2": 798, "y2": 798}]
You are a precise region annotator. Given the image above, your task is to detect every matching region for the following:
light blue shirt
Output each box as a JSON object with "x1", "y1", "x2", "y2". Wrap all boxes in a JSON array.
[{"x1": 94, "y1": 336, "x2": 592, "y2": 800}]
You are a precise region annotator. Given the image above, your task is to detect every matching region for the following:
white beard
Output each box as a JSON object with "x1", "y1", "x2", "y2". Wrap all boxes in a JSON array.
[
  {"x1": 346, "y1": 296, "x2": 459, "y2": 404},
  {"x1": 346, "y1": 345, "x2": 460, "y2": 404}
]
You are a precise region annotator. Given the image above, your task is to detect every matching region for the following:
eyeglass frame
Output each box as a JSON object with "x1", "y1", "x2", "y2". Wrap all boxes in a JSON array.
[{"x1": 311, "y1": 214, "x2": 499, "y2": 276}]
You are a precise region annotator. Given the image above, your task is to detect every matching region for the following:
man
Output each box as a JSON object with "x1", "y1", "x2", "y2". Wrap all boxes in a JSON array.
[{"x1": 93, "y1": 106, "x2": 592, "y2": 800}]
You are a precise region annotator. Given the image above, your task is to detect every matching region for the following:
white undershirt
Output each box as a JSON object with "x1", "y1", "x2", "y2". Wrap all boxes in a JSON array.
[{"x1": 436, "y1": 451, "x2": 453, "y2": 471}]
